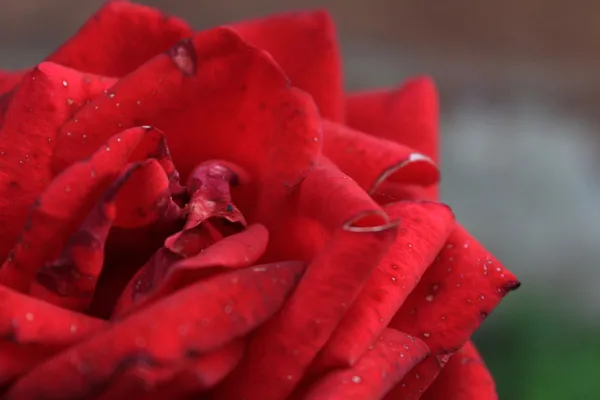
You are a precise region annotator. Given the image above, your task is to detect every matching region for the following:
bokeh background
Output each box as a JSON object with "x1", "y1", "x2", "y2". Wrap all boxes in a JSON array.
[{"x1": 2, "y1": 1, "x2": 598, "y2": 398}]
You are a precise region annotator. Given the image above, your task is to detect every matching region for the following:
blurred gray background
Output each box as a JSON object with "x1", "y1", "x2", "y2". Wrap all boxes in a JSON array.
[{"x1": 2, "y1": 1, "x2": 599, "y2": 398}]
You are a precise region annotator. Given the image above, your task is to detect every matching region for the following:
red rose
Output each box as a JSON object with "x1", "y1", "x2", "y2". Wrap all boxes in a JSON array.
[{"x1": 0, "y1": 2, "x2": 520, "y2": 399}]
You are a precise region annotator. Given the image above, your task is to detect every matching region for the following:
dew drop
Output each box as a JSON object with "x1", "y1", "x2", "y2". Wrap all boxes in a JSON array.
[
  {"x1": 286, "y1": 375, "x2": 294, "y2": 380},
  {"x1": 169, "y1": 39, "x2": 197, "y2": 76},
  {"x1": 425, "y1": 294, "x2": 434, "y2": 302},
  {"x1": 422, "y1": 332, "x2": 431, "y2": 338},
  {"x1": 61, "y1": 80, "x2": 68, "y2": 87},
  {"x1": 25, "y1": 312, "x2": 34, "y2": 321},
  {"x1": 391, "y1": 276, "x2": 397, "y2": 282},
  {"x1": 70, "y1": 324, "x2": 78, "y2": 333},
  {"x1": 392, "y1": 264, "x2": 399, "y2": 270},
  {"x1": 351, "y1": 376, "x2": 362, "y2": 383},
  {"x1": 66, "y1": 98, "x2": 74, "y2": 106}
]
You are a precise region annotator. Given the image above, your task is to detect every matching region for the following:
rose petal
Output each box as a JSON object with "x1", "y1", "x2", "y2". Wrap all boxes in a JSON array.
[
  {"x1": 0, "y1": 63, "x2": 115, "y2": 261},
  {"x1": 0, "y1": 89, "x2": 14, "y2": 130},
  {"x1": 233, "y1": 10, "x2": 344, "y2": 121},
  {"x1": 114, "y1": 224, "x2": 269, "y2": 318},
  {"x1": 0, "y1": 126, "x2": 164, "y2": 292},
  {"x1": 0, "y1": 285, "x2": 107, "y2": 385},
  {"x1": 390, "y1": 223, "x2": 520, "y2": 353},
  {"x1": 95, "y1": 340, "x2": 246, "y2": 399},
  {"x1": 47, "y1": 1, "x2": 192, "y2": 77},
  {"x1": 302, "y1": 329, "x2": 429, "y2": 400},
  {"x1": 29, "y1": 160, "x2": 171, "y2": 312},
  {"x1": 106, "y1": 340, "x2": 246, "y2": 400},
  {"x1": 312, "y1": 201, "x2": 454, "y2": 372},
  {"x1": 371, "y1": 182, "x2": 435, "y2": 205},
  {"x1": 421, "y1": 341, "x2": 497, "y2": 400},
  {"x1": 346, "y1": 77, "x2": 439, "y2": 198},
  {"x1": 5, "y1": 263, "x2": 305, "y2": 399},
  {"x1": 387, "y1": 223, "x2": 520, "y2": 394},
  {"x1": 322, "y1": 120, "x2": 439, "y2": 193},
  {"x1": 53, "y1": 27, "x2": 321, "y2": 189},
  {"x1": 0, "y1": 70, "x2": 25, "y2": 93},
  {"x1": 212, "y1": 211, "x2": 398, "y2": 400},
  {"x1": 384, "y1": 354, "x2": 447, "y2": 399}
]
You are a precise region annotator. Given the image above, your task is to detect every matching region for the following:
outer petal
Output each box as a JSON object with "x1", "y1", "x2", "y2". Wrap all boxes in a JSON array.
[
  {"x1": 322, "y1": 120, "x2": 438, "y2": 193},
  {"x1": 346, "y1": 77, "x2": 439, "y2": 198},
  {"x1": 421, "y1": 341, "x2": 497, "y2": 400},
  {"x1": 47, "y1": 0, "x2": 192, "y2": 77},
  {"x1": 0, "y1": 70, "x2": 25, "y2": 94},
  {"x1": 233, "y1": 10, "x2": 344, "y2": 121},
  {"x1": 303, "y1": 329, "x2": 429, "y2": 400},
  {"x1": 5, "y1": 263, "x2": 305, "y2": 399},
  {"x1": 0, "y1": 63, "x2": 115, "y2": 262},
  {"x1": 212, "y1": 211, "x2": 398, "y2": 400},
  {"x1": 346, "y1": 76, "x2": 438, "y2": 161},
  {"x1": 0, "y1": 285, "x2": 107, "y2": 385},
  {"x1": 53, "y1": 27, "x2": 321, "y2": 186},
  {"x1": 312, "y1": 201, "x2": 454, "y2": 372},
  {"x1": 0, "y1": 127, "x2": 166, "y2": 293},
  {"x1": 388, "y1": 223, "x2": 520, "y2": 397}
]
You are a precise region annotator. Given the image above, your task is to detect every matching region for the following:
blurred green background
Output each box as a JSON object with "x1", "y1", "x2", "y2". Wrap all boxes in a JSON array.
[{"x1": 2, "y1": 1, "x2": 599, "y2": 398}]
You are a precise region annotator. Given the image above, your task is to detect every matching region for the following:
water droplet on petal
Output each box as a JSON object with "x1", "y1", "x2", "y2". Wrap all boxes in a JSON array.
[
  {"x1": 351, "y1": 376, "x2": 362, "y2": 383},
  {"x1": 425, "y1": 294, "x2": 434, "y2": 302},
  {"x1": 422, "y1": 332, "x2": 431, "y2": 338},
  {"x1": 62, "y1": 80, "x2": 68, "y2": 87},
  {"x1": 25, "y1": 312, "x2": 34, "y2": 321},
  {"x1": 169, "y1": 39, "x2": 197, "y2": 76}
]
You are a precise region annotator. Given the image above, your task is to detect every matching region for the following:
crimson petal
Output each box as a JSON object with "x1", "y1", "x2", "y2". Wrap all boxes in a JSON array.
[
  {"x1": 0, "y1": 126, "x2": 167, "y2": 293},
  {"x1": 47, "y1": 0, "x2": 192, "y2": 77},
  {"x1": 52, "y1": 27, "x2": 321, "y2": 189},
  {"x1": 233, "y1": 10, "x2": 344, "y2": 121},
  {"x1": 0, "y1": 285, "x2": 107, "y2": 386},
  {"x1": 212, "y1": 211, "x2": 398, "y2": 400},
  {"x1": 421, "y1": 341, "x2": 497, "y2": 400},
  {"x1": 113, "y1": 224, "x2": 269, "y2": 317},
  {"x1": 312, "y1": 201, "x2": 454, "y2": 372},
  {"x1": 388, "y1": 223, "x2": 520, "y2": 395},
  {"x1": 322, "y1": 120, "x2": 439, "y2": 193},
  {"x1": 0, "y1": 63, "x2": 115, "y2": 262},
  {"x1": 5, "y1": 263, "x2": 305, "y2": 399},
  {"x1": 30, "y1": 160, "x2": 171, "y2": 312},
  {"x1": 303, "y1": 329, "x2": 429, "y2": 400},
  {"x1": 346, "y1": 77, "x2": 439, "y2": 198},
  {"x1": 0, "y1": 70, "x2": 25, "y2": 93}
]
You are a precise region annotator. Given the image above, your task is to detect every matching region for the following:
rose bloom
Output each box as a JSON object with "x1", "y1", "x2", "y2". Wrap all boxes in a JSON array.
[{"x1": 0, "y1": 2, "x2": 520, "y2": 399}]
